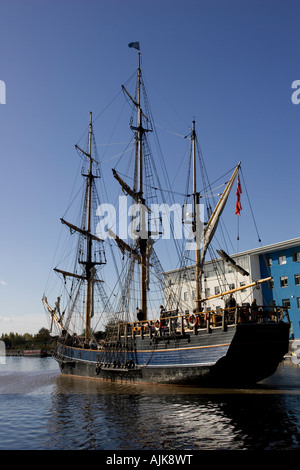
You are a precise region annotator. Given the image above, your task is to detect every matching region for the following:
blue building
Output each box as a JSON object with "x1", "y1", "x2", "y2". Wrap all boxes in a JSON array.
[{"x1": 259, "y1": 238, "x2": 300, "y2": 339}]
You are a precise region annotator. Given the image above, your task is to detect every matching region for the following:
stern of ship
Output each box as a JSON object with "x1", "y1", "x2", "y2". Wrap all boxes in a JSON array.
[{"x1": 211, "y1": 321, "x2": 290, "y2": 385}]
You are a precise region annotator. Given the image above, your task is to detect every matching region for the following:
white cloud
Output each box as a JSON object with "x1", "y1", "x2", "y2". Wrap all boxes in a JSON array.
[
  {"x1": 0, "y1": 313, "x2": 48, "y2": 335},
  {"x1": 0, "y1": 316, "x2": 12, "y2": 322},
  {"x1": 0, "y1": 280, "x2": 7, "y2": 286}
]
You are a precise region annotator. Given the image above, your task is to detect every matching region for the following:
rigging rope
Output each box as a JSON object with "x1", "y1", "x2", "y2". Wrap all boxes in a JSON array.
[{"x1": 240, "y1": 168, "x2": 262, "y2": 244}]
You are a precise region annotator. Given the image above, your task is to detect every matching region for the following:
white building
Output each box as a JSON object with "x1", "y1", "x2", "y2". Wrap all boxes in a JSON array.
[
  {"x1": 164, "y1": 237, "x2": 300, "y2": 337},
  {"x1": 164, "y1": 246, "x2": 276, "y2": 314}
]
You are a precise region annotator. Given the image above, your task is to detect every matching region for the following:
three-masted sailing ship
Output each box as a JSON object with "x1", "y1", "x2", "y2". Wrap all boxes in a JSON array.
[{"x1": 43, "y1": 47, "x2": 290, "y2": 386}]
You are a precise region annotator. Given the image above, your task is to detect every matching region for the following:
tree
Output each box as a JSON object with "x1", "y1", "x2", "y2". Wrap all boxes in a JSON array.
[
  {"x1": 0, "y1": 329, "x2": 55, "y2": 350},
  {"x1": 33, "y1": 328, "x2": 52, "y2": 347}
]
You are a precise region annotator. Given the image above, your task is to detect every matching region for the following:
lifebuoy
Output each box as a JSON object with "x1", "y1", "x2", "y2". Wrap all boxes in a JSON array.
[
  {"x1": 188, "y1": 314, "x2": 198, "y2": 327},
  {"x1": 154, "y1": 319, "x2": 161, "y2": 330}
]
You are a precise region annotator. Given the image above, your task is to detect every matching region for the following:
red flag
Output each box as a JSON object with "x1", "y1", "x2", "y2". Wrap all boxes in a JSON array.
[{"x1": 235, "y1": 176, "x2": 242, "y2": 216}]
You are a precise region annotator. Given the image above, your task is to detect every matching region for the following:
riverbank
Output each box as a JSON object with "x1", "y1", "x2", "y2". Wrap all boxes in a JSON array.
[{"x1": 4, "y1": 349, "x2": 52, "y2": 357}]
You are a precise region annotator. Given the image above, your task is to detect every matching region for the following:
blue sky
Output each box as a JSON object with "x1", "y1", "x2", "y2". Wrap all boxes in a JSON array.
[{"x1": 0, "y1": 0, "x2": 299, "y2": 334}]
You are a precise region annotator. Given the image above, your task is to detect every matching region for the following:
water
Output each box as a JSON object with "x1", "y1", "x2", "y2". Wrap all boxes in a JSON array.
[{"x1": 1, "y1": 356, "x2": 300, "y2": 451}]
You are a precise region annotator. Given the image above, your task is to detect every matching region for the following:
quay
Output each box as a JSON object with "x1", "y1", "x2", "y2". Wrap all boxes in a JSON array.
[{"x1": 4, "y1": 349, "x2": 52, "y2": 357}]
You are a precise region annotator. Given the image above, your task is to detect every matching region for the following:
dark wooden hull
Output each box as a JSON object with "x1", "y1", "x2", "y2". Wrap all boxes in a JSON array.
[{"x1": 54, "y1": 322, "x2": 290, "y2": 387}]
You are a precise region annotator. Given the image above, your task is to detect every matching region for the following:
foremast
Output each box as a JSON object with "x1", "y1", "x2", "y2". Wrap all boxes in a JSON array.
[
  {"x1": 77, "y1": 112, "x2": 107, "y2": 342},
  {"x1": 43, "y1": 112, "x2": 106, "y2": 342},
  {"x1": 83, "y1": 112, "x2": 95, "y2": 341}
]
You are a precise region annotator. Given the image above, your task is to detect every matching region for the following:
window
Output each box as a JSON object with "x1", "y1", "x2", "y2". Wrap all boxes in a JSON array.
[
  {"x1": 295, "y1": 274, "x2": 300, "y2": 286},
  {"x1": 268, "y1": 279, "x2": 274, "y2": 290},
  {"x1": 228, "y1": 283, "x2": 235, "y2": 290},
  {"x1": 282, "y1": 298, "x2": 291, "y2": 309},
  {"x1": 205, "y1": 288, "x2": 210, "y2": 297},
  {"x1": 280, "y1": 276, "x2": 288, "y2": 287},
  {"x1": 297, "y1": 298, "x2": 300, "y2": 309},
  {"x1": 183, "y1": 291, "x2": 188, "y2": 301},
  {"x1": 293, "y1": 251, "x2": 300, "y2": 262},
  {"x1": 240, "y1": 282, "x2": 246, "y2": 287},
  {"x1": 205, "y1": 269, "x2": 215, "y2": 278},
  {"x1": 268, "y1": 257, "x2": 273, "y2": 267},
  {"x1": 192, "y1": 290, "x2": 196, "y2": 300},
  {"x1": 279, "y1": 255, "x2": 286, "y2": 265},
  {"x1": 214, "y1": 286, "x2": 220, "y2": 295}
]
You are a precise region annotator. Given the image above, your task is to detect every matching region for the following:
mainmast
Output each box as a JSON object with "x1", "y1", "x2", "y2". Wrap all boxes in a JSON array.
[
  {"x1": 135, "y1": 53, "x2": 148, "y2": 320},
  {"x1": 115, "y1": 50, "x2": 153, "y2": 321},
  {"x1": 137, "y1": 54, "x2": 143, "y2": 198},
  {"x1": 192, "y1": 121, "x2": 202, "y2": 312}
]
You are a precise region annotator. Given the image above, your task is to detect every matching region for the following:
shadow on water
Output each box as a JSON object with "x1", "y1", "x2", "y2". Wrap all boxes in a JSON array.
[{"x1": 46, "y1": 360, "x2": 300, "y2": 450}]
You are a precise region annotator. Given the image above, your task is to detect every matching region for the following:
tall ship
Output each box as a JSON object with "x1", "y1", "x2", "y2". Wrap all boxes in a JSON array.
[{"x1": 43, "y1": 46, "x2": 290, "y2": 386}]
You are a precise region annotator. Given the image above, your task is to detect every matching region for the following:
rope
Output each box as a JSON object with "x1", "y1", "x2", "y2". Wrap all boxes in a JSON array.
[{"x1": 240, "y1": 168, "x2": 262, "y2": 244}]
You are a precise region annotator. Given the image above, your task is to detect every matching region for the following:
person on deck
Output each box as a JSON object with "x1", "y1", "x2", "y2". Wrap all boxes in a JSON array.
[
  {"x1": 251, "y1": 298, "x2": 259, "y2": 322},
  {"x1": 160, "y1": 305, "x2": 166, "y2": 327},
  {"x1": 225, "y1": 293, "x2": 236, "y2": 317},
  {"x1": 225, "y1": 293, "x2": 236, "y2": 309},
  {"x1": 137, "y1": 308, "x2": 144, "y2": 322}
]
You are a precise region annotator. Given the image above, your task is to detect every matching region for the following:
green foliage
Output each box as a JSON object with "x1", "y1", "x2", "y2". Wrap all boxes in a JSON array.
[{"x1": 0, "y1": 328, "x2": 56, "y2": 350}]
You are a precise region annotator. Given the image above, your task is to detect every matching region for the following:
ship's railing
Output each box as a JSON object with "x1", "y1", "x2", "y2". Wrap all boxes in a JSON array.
[
  {"x1": 56, "y1": 305, "x2": 290, "y2": 349},
  {"x1": 116, "y1": 305, "x2": 290, "y2": 339}
]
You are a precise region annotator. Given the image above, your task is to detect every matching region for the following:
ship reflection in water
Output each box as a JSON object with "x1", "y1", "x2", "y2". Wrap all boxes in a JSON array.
[
  {"x1": 48, "y1": 360, "x2": 300, "y2": 450},
  {"x1": 0, "y1": 357, "x2": 300, "y2": 450}
]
